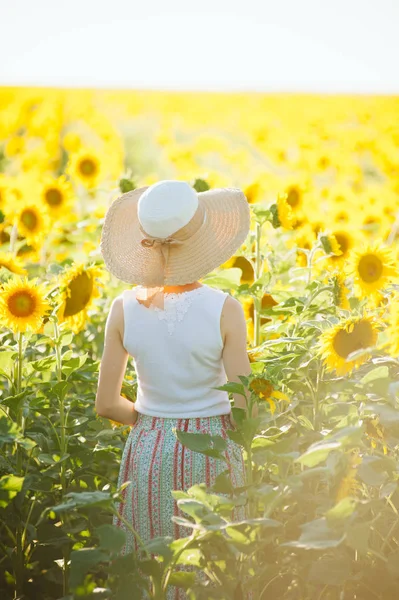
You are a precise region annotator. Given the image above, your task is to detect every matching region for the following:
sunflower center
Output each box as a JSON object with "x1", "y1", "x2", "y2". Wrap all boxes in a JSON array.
[
  {"x1": 232, "y1": 256, "x2": 254, "y2": 283},
  {"x1": 8, "y1": 290, "x2": 36, "y2": 317},
  {"x1": 64, "y1": 271, "x2": 93, "y2": 317},
  {"x1": 358, "y1": 254, "x2": 383, "y2": 283},
  {"x1": 78, "y1": 158, "x2": 97, "y2": 177},
  {"x1": 286, "y1": 187, "x2": 300, "y2": 208},
  {"x1": 318, "y1": 156, "x2": 330, "y2": 169},
  {"x1": 45, "y1": 188, "x2": 63, "y2": 206},
  {"x1": 336, "y1": 212, "x2": 348, "y2": 223},
  {"x1": 332, "y1": 320, "x2": 375, "y2": 359},
  {"x1": 20, "y1": 209, "x2": 38, "y2": 231},
  {"x1": 250, "y1": 378, "x2": 273, "y2": 397}
]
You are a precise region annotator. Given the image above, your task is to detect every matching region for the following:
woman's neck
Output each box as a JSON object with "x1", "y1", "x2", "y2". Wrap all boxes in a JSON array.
[{"x1": 162, "y1": 281, "x2": 202, "y2": 293}]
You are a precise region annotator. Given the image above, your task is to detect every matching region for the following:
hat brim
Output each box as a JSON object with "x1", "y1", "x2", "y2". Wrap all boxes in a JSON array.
[{"x1": 100, "y1": 185, "x2": 250, "y2": 286}]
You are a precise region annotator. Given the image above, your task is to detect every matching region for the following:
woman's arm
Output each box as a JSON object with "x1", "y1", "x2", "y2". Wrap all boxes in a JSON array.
[
  {"x1": 95, "y1": 297, "x2": 138, "y2": 426},
  {"x1": 221, "y1": 296, "x2": 258, "y2": 425}
]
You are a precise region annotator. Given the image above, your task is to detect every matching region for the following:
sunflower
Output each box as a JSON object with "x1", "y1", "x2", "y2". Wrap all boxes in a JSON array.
[
  {"x1": 359, "y1": 206, "x2": 386, "y2": 238},
  {"x1": 243, "y1": 181, "x2": 263, "y2": 204},
  {"x1": 221, "y1": 256, "x2": 255, "y2": 284},
  {"x1": 346, "y1": 240, "x2": 398, "y2": 305},
  {"x1": 0, "y1": 252, "x2": 28, "y2": 275},
  {"x1": 249, "y1": 377, "x2": 290, "y2": 415},
  {"x1": 66, "y1": 148, "x2": 104, "y2": 189},
  {"x1": 56, "y1": 263, "x2": 106, "y2": 333},
  {"x1": 325, "y1": 227, "x2": 357, "y2": 268},
  {"x1": 319, "y1": 233, "x2": 343, "y2": 257},
  {"x1": 13, "y1": 201, "x2": 52, "y2": 246},
  {"x1": 318, "y1": 314, "x2": 379, "y2": 376},
  {"x1": 281, "y1": 177, "x2": 310, "y2": 214},
  {"x1": 40, "y1": 175, "x2": 75, "y2": 220},
  {"x1": 0, "y1": 275, "x2": 51, "y2": 334},
  {"x1": 269, "y1": 192, "x2": 295, "y2": 230},
  {"x1": 0, "y1": 224, "x2": 10, "y2": 245}
]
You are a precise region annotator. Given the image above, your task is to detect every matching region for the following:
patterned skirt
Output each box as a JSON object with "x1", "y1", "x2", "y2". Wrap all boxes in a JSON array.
[{"x1": 112, "y1": 412, "x2": 248, "y2": 599}]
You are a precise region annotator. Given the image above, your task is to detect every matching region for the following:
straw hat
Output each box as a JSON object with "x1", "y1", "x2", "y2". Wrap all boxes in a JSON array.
[{"x1": 100, "y1": 180, "x2": 250, "y2": 289}]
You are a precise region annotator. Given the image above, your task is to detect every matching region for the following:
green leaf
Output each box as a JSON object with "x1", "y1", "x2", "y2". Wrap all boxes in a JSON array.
[
  {"x1": 202, "y1": 268, "x2": 242, "y2": 290},
  {"x1": 241, "y1": 417, "x2": 263, "y2": 442},
  {"x1": 52, "y1": 381, "x2": 73, "y2": 400},
  {"x1": 143, "y1": 536, "x2": 173, "y2": 560},
  {"x1": 62, "y1": 353, "x2": 88, "y2": 378},
  {"x1": 0, "y1": 391, "x2": 26, "y2": 411},
  {"x1": 360, "y1": 366, "x2": 389, "y2": 384},
  {"x1": 175, "y1": 548, "x2": 202, "y2": 567},
  {"x1": 0, "y1": 350, "x2": 15, "y2": 376},
  {"x1": 168, "y1": 571, "x2": 196, "y2": 588},
  {"x1": 357, "y1": 456, "x2": 391, "y2": 486},
  {"x1": 214, "y1": 382, "x2": 246, "y2": 397},
  {"x1": 0, "y1": 474, "x2": 24, "y2": 508},
  {"x1": 139, "y1": 557, "x2": 163, "y2": 578},
  {"x1": 231, "y1": 407, "x2": 246, "y2": 426},
  {"x1": 59, "y1": 331, "x2": 74, "y2": 347},
  {"x1": 177, "y1": 499, "x2": 224, "y2": 526},
  {"x1": 69, "y1": 548, "x2": 109, "y2": 589},
  {"x1": 249, "y1": 272, "x2": 271, "y2": 294},
  {"x1": 325, "y1": 497, "x2": 358, "y2": 526},
  {"x1": 296, "y1": 426, "x2": 364, "y2": 467},
  {"x1": 226, "y1": 430, "x2": 245, "y2": 447},
  {"x1": 0, "y1": 416, "x2": 22, "y2": 445},
  {"x1": 186, "y1": 483, "x2": 236, "y2": 514},
  {"x1": 238, "y1": 375, "x2": 249, "y2": 387},
  {"x1": 174, "y1": 430, "x2": 227, "y2": 461},
  {"x1": 297, "y1": 442, "x2": 341, "y2": 467},
  {"x1": 49, "y1": 491, "x2": 114, "y2": 513},
  {"x1": 252, "y1": 205, "x2": 272, "y2": 223},
  {"x1": 96, "y1": 524, "x2": 127, "y2": 553},
  {"x1": 250, "y1": 361, "x2": 264, "y2": 374},
  {"x1": 211, "y1": 470, "x2": 234, "y2": 494},
  {"x1": 31, "y1": 355, "x2": 57, "y2": 372},
  {"x1": 282, "y1": 517, "x2": 346, "y2": 549}
]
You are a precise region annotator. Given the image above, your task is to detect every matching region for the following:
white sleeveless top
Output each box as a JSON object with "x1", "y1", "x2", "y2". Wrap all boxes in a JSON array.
[{"x1": 120, "y1": 284, "x2": 231, "y2": 418}]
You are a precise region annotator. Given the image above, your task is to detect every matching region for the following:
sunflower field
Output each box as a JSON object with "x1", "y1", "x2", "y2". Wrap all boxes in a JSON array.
[{"x1": 1, "y1": 87, "x2": 399, "y2": 599}]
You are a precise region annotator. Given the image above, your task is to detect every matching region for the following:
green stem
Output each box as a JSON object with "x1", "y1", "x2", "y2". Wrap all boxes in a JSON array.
[
  {"x1": 161, "y1": 535, "x2": 197, "y2": 592},
  {"x1": 110, "y1": 507, "x2": 149, "y2": 555},
  {"x1": 303, "y1": 285, "x2": 331, "y2": 310},
  {"x1": 14, "y1": 332, "x2": 24, "y2": 598},
  {"x1": 53, "y1": 320, "x2": 70, "y2": 596}
]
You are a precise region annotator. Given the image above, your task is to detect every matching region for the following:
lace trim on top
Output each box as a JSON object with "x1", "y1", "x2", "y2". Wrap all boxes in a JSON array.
[{"x1": 135, "y1": 286, "x2": 208, "y2": 335}]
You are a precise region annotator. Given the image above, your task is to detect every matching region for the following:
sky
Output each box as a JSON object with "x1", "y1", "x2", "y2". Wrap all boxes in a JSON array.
[{"x1": 1, "y1": 0, "x2": 399, "y2": 93}]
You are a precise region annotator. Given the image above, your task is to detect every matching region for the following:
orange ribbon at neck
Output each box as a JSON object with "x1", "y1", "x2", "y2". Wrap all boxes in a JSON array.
[{"x1": 137, "y1": 235, "x2": 185, "y2": 309}]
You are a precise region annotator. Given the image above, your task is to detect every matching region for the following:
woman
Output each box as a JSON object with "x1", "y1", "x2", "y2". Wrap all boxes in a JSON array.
[{"x1": 96, "y1": 180, "x2": 255, "y2": 598}]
